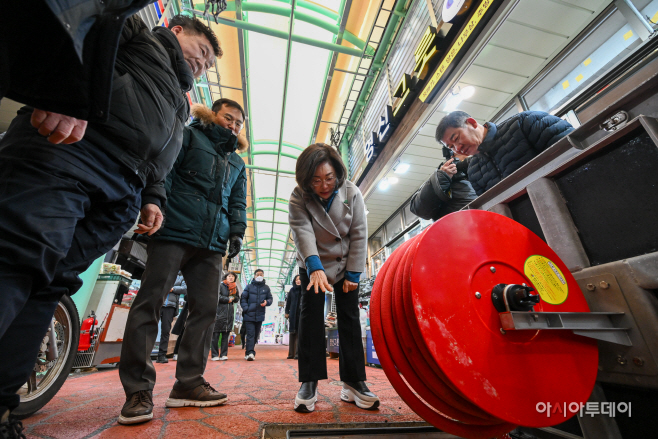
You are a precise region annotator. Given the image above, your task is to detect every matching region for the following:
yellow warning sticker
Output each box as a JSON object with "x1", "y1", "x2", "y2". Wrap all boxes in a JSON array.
[{"x1": 524, "y1": 255, "x2": 568, "y2": 305}]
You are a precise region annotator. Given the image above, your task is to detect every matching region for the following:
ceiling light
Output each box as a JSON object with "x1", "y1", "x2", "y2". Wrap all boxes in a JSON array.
[
  {"x1": 461, "y1": 86, "x2": 475, "y2": 99},
  {"x1": 394, "y1": 162, "x2": 410, "y2": 174},
  {"x1": 378, "y1": 179, "x2": 390, "y2": 191},
  {"x1": 388, "y1": 177, "x2": 399, "y2": 184}
]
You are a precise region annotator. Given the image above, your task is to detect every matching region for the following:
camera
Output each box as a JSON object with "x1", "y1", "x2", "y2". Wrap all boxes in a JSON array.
[{"x1": 441, "y1": 146, "x2": 467, "y2": 180}]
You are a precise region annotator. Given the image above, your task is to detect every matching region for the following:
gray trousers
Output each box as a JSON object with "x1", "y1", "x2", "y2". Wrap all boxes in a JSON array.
[{"x1": 119, "y1": 239, "x2": 223, "y2": 395}]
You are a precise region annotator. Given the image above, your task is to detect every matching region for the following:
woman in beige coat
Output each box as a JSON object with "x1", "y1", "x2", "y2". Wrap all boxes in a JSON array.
[{"x1": 288, "y1": 143, "x2": 380, "y2": 413}]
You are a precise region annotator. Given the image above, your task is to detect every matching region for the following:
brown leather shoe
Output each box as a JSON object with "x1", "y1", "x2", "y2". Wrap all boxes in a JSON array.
[
  {"x1": 165, "y1": 382, "x2": 227, "y2": 408},
  {"x1": 118, "y1": 390, "x2": 153, "y2": 425}
]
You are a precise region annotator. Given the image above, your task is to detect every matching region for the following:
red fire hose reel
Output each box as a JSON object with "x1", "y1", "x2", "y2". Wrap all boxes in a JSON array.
[{"x1": 370, "y1": 210, "x2": 601, "y2": 438}]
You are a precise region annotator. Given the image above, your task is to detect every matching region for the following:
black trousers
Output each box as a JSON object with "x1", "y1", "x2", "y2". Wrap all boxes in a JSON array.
[
  {"x1": 119, "y1": 240, "x2": 222, "y2": 395},
  {"x1": 0, "y1": 113, "x2": 142, "y2": 410},
  {"x1": 298, "y1": 269, "x2": 366, "y2": 383},
  {"x1": 288, "y1": 332, "x2": 298, "y2": 358},
  {"x1": 158, "y1": 307, "x2": 177, "y2": 356},
  {"x1": 211, "y1": 331, "x2": 230, "y2": 358},
  {"x1": 244, "y1": 321, "x2": 262, "y2": 356}
]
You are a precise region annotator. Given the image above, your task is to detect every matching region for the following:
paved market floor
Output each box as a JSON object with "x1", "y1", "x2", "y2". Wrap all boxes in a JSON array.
[{"x1": 22, "y1": 344, "x2": 423, "y2": 438}]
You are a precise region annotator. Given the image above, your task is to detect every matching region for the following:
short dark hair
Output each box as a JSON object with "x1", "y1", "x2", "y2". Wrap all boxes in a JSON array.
[
  {"x1": 435, "y1": 111, "x2": 471, "y2": 144},
  {"x1": 223, "y1": 272, "x2": 237, "y2": 281},
  {"x1": 254, "y1": 269, "x2": 264, "y2": 276},
  {"x1": 168, "y1": 15, "x2": 222, "y2": 58},
  {"x1": 295, "y1": 143, "x2": 347, "y2": 195},
  {"x1": 212, "y1": 98, "x2": 245, "y2": 121}
]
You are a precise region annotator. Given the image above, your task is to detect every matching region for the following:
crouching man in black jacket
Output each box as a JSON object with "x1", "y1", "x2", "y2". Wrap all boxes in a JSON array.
[
  {"x1": 0, "y1": 13, "x2": 219, "y2": 431},
  {"x1": 436, "y1": 110, "x2": 574, "y2": 195},
  {"x1": 410, "y1": 147, "x2": 477, "y2": 221}
]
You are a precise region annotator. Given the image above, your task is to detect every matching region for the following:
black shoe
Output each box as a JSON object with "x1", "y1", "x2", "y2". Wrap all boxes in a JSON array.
[
  {"x1": 156, "y1": 355, "x2": 168, "y2": 364},
  {"x1": 294, "y1": 355, "x2": 298, "y2": 360},
  {"x1": 0, "y1": 409, "x2": 26, "y2": 439},
  {"x1": 294, "y1": 381, "x2": 318, "y2": 413},
  {"x1": 286, "y1": 356, "x2": 293, "y2": 359},
  {"x1": 166, "y1": 381, "x2": 227, "y2": 408},
  {"x1": 341, "y1": 381, "x2": 380, "y2": 410},
  {"x1": 118, "y1": 390, "x2": 154, "y2": 425}
]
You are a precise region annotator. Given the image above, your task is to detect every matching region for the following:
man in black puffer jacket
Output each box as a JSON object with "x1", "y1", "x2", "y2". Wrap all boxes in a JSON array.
[
  {"x1": 0, "y1": 13, "x2": 219, "y2": 430},
  {"x1": 436, "y1": 111, "x2": 574, "y2": 195},
  {"x1": 119, "y1": 98, "x2": 248, "y2": 424},
  {"x1": 240, "y1": 270, "x2": 273, "y2": 361}
]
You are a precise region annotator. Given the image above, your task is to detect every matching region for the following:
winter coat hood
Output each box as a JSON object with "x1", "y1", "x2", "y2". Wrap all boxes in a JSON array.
[{"x1": 190, "y1": 104, "x2": 249, "y2": 153}]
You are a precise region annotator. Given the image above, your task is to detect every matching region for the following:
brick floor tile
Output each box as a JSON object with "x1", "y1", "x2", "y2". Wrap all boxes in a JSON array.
[
  {"x1": 163, "y1": 420, "x2": 231, "y2": 439},
  {"x1": 96, "y1": 420, "x2": 163, "y2": 438},
  {"x1": 202, "y1": 414, "x2": 261, "y2": 437}
]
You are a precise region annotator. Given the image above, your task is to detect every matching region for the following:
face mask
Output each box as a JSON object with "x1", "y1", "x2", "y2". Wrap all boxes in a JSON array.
[{"x1": 255, "y1": 276, "x2": 264, "y2": 282}]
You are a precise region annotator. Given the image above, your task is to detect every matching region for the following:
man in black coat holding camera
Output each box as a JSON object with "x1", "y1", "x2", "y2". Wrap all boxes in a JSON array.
[{"x1": 410, "y1": 147, "x2": 477, "y2": 221}]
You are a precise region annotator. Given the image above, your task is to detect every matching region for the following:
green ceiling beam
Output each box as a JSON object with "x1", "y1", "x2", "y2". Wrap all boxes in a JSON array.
[
  {"x1": 254, "y1": 140, "x2": 305, "y2": 151},
  {"x1": 246, "y1": 238, "x2": 294, "y2": 247},
  {"x1": 247, "y1": 218, "x2": 289, "y2": 225},
  {"x1": 255, "y1": 197, "x2": 289, "y2": 205},
  {"x1": 245, "y1": 164, "x2": 295, "y2": 175},
  {"x1": 244, "y1": 247, "x2": 289, "y2": 251},
  {"x1": 240, "y1": 150, "x2": 299, "y2": 160},
  {"x1": 254, "y1": 206, "x2": 289, "y2": 214},
  {"x1": 272, "y1": 0, "x2": 339, "y2": 21},
  {"x1": 187, "y1": 8, "x2": 364, "y2": 57}
]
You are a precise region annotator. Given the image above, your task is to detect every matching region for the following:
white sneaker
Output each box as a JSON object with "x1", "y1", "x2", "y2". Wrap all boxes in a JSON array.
[
  {"x1": 247, "y1": 353, "x2": 255, "y2": 361},
  {"x1": 219, "y1": 356, "x2": 228, "y2": 361},
  {"x1": 172, "y1": 355, "x2": 178, "y2": 361},
  {"x1": 211, "y1": 357, "x2": 220, "y2": 361}
]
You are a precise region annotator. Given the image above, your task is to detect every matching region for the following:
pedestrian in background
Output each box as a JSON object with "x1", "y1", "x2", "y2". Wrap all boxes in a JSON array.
[
  {"x1": 171, "y1": 299, "x2": 188, "y2": 361},
  {"x1": 240, "y1": 269, "x2": 273, "y2": 360},
  {"x1": 156, "y1": 272, "x2": 186, "y2": 363},
  {"x1": 288, "y1": 143, "x2": 379, "y2": 413},
  {"x1": 285, "y1": 275, "x2": 302, "y2": 360},
  {"x1": 211, "y1": 273, "x2": 240, "y2": 361}
]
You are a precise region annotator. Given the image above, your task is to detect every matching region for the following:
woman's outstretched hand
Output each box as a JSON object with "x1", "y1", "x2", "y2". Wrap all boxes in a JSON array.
[
  {"x1": 308, "y1": 270, "x2": 333, "y2": 294},
  {"x1": 343, "y1": 280, "x2": 358, "y2": 293}
]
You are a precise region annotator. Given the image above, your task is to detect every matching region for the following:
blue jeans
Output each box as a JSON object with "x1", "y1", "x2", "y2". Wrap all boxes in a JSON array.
[
  {"x1": 244, "y1": 321, "x2": 262, "y2": 357},
  {"x1": 0, "y1": 112, "x2": 142, "y2": 410}
]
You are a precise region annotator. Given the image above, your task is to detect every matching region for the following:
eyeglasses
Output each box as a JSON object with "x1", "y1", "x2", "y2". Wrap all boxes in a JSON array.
[{"x1": 311, "y1": 175, "x2": 336, "y2": 188}]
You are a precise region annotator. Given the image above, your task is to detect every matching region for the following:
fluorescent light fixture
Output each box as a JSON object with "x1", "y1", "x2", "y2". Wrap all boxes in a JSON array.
[
  {"x1": 394, "y1": 162, "x2": 410, "y2": 174},
  {"x1": 388, "y1": 177, "x2": 399, "y2": 184},
  {"x1": 461, "y1": 86, "x2": 475, "y2": 99},
  {"x1": 378, "y1": 179, "x2": 390, "y2": 191},
  {"x1": 443, "y1": 85, "x2": 476, "y2": 112}
]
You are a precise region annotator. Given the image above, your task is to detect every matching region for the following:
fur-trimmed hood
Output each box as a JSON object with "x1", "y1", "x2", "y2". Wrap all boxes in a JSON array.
[{"x1": 190, "y1": 104, "x2": 249, "y2": 153}]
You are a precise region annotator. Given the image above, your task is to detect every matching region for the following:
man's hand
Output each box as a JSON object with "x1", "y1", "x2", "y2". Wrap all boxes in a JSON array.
[
  {"x1": 134, "y1": 204, "x2": 164, "y2": 236},
  {"x1": 170, "y1": 288, "x2": 174, "y2": 292},
  {"x1": 440, "y1": 158, "x2": 457, "y2": 179},
  {"x1": 343, "y1": 280, "x2": 358, "y2": 293},
  {"x1": 260, "y1": 300, "x2": 267, "y2": 307},
  {"x1": 31, "y1": 109, "x2": 88, "y2": 144},
  {"x1": 307, "y1": 270, "x2": 333, "y2": 294},
  {"x1": 229, "y1": 297, "x2": 234, "y2": 303},
  {"x1": 285, "y1": 314, "x2": 289, "y2": 319},
  {"x1": 227, "y1": 235, "x2": 242, "y2": 258}
]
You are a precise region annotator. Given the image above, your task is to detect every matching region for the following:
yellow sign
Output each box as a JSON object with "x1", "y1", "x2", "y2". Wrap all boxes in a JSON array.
[
  {"x1": 524, "y1": 255, "x2": 569, "y2": 305},
  {"x1": 419, "y1": 0, "x2": 494, "y2": 102}
]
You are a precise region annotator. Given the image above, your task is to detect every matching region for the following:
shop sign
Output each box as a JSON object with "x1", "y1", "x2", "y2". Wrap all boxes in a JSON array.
[
  {"x1": 420, "y1": 0, "x2": 496, "y2": 102},
  {"x1": 442, "y1": 0, "x2": 470, "y2": 23},
  {"x1": 363, "y1": 26, "x2": 442, "y2": 165}
]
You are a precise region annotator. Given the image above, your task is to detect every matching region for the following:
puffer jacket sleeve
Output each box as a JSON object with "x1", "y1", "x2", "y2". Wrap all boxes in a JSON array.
[
  {"x1": 217, "y1": 283, "x2": 230, "y2": 304},
  {"x1": 265, "y1": 286, "x2": 273, "y2": 306},
  {"x1": 521, "y1": 112, "x2": 574, "y2": 154},
  {"x1": 410, "y1": 168, "x2": 450, "y2": 221},
  {"x1": 240, "y1": 285, "x2": 250, "y2": 311},
  {"x1": 228, "y1": 162, "x2": 247, "y2": 238}
]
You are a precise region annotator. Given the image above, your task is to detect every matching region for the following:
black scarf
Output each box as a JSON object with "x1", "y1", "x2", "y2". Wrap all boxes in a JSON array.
[{"x1": 151, "y1": 26, "x2": 194, "y2": 93}]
